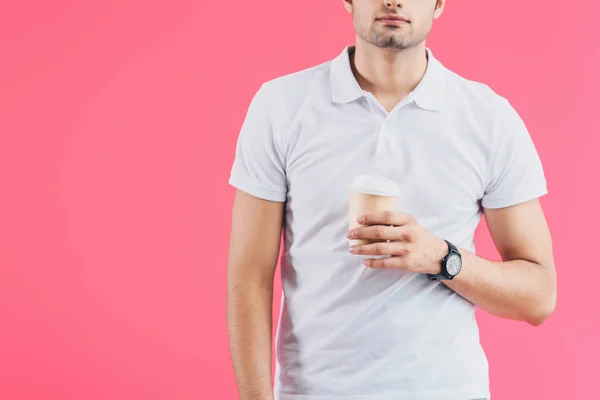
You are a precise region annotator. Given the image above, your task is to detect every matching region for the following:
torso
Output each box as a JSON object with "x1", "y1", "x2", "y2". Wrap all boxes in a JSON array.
[{"x1": 248, "y1": 46, "x2": 524, "y2": 400}]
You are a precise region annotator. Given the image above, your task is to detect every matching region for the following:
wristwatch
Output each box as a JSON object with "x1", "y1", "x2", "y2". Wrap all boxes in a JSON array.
[{"x1": 427, "y1": 240, "x2": 462, "y2": 281}]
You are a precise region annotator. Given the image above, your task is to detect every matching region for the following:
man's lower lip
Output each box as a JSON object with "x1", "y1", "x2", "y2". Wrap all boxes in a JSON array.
[{"x1": 378, "y1": 19, "x2": 408, "y2": 24}]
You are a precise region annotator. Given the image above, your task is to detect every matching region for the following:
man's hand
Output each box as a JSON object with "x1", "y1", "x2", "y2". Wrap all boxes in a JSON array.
[
  {"x1": 348, "y1": 200, "x2": 556, "y2": 326},
  {"x1": 347, "y1": 211, "x2": 447, "y2": 274}
]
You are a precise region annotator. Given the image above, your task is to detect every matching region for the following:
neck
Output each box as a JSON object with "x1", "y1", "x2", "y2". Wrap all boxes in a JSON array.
[{"x1": 350, "y1": 38, "x2": 428, "y2": 98}]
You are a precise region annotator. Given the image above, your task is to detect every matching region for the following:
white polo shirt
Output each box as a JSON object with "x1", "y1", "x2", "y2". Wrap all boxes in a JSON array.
[{"x1": 229, "y1": 46, "x2": 547, "y2": 400}]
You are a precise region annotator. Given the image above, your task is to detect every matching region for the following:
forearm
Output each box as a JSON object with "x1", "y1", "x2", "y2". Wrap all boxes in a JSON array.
[
  {"x1": 443, "y1": 248, "x2": 556, "y2": 326},
  {"x1": 227, "y1": 280, "x2": 275, "y2": 400}
]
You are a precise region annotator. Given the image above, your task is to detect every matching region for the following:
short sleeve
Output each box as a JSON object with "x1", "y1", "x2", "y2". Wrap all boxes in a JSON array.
[
  {"x1": 228, "y1": 83, "x2": 287, "y2": 202},
  {"x1": 481, "y1": 100, "x2": 548, "y2": 209}
]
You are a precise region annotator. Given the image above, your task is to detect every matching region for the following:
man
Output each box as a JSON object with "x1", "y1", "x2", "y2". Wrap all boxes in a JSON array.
[{"x1": 227, "y1": 0, "x2": 557, "y2": 399}]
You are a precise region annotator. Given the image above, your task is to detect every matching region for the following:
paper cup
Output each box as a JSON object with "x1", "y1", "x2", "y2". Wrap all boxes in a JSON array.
[{"x1": 348, "y1": 175, "x2": 401, "y2": 246}]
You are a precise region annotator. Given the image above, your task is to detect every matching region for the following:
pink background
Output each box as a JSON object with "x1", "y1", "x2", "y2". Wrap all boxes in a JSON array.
[{"x1": 1, "y1": 1, "x2": 598, "y2": 399}]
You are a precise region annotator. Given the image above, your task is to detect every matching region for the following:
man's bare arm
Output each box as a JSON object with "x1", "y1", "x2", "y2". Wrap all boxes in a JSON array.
[
  {"x1": 227, "y1": 189, "x2": 284, "y2": 400},
  {"x1": 444, "y1": 199, "x2": 557, "y2": 326}
]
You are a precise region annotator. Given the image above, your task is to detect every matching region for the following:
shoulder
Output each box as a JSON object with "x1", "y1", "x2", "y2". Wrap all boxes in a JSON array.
[
  {"x1": 441, "y1": 66, "x2": 536, "y2": 162},
  {"x1": 436, "y1": 63, "x2": 529, "y2": 156},
  {"x1": 264, "y1": 59, "x2": 331, "y2": 94},
  {"x1": 443, "y1": 67, "x2": 515, "y2": 120},
  {"x1": 243, "y1": 59, "x2": 333, "y2": 149},
  {"x1": 258, "y1": 59, "x2": 333, "y2": 113}
]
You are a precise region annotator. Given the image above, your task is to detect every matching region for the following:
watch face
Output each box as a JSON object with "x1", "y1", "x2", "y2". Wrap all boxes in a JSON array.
[{"x1": 446, "y1": 254, "x2": 462, "y2": 276}]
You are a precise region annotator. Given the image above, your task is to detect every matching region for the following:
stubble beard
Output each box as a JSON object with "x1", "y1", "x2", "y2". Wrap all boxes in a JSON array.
[{"x1": 354, "y1": 13, "x2": 428, "y2": 50}]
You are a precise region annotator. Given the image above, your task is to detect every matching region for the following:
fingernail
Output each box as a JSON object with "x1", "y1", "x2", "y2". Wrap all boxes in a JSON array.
[
  {"x1": 357, "y1": 216, "x2": 365, "y2": 224},
  {"x1": 347, "y1": 230, "x2": 354, "y2": 238},
  {"x1": 362, "y1": 259, "x2": 369, "y2": 266},
  {"x1": 349, "y1": 246, "x2": 357, "y2": 253}
]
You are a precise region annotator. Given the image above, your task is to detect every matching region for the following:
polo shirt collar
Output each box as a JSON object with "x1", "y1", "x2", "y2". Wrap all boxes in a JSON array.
[
  {"x1": 330, "y1": 46, "x2": 364, "y2": 104},
  {"x1": 330, "y1": 45, "x2": 446, "y2": 112}
]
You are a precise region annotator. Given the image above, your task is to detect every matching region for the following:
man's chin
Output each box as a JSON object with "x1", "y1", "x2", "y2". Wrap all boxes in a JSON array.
[
  {"x1": 373, "y1": 39, "x2": 411, "y2": 50},
  {"x1": 368, "y1": 33, "x2": 410, "y2": 49}
]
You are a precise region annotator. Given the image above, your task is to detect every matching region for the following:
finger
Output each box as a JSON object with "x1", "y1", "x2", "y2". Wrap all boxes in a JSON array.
[
  {"x1": 363, "y1": 256, "x2": 402, "y2": 269},
  {"x1": 349, "y1": 226, "x2": 414, "y2": 242},
  {"x1": 359, "y1": 211, "x2": 414, "y2": 227},
  {"x1": 348, "y1": 225, "x2": 405, "y2": 241},
  {"x1": 349, "y1": 241, "x2": 408, "y2": 256}
]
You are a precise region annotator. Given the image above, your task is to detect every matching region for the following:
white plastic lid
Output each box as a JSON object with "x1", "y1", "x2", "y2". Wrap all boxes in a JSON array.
[{"x1": 350, "y1": 174, "x2": 402, "y2": 197}]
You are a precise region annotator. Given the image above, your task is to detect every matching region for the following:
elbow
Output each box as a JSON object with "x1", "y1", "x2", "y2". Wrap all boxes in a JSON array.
[
  {"x1": 525, "y1": 261, "x2": 557, "y2": 327},
  {"x1": 526, "y1": 292, "x2": 557, "y2": 327}
]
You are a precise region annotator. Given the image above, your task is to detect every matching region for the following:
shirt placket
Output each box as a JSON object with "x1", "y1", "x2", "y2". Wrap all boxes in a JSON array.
[
  {"x1": 375, "y1": 121, "x2": 395, "y2": 170},
  {"x1": 365, "y1": 93, "x2": 416, "y2": 172}
]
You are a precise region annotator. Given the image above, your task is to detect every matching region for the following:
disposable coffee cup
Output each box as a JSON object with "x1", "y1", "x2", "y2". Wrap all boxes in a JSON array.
[{"x1": 348, "y1": 175, "x2": 402, "y2": 246}]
